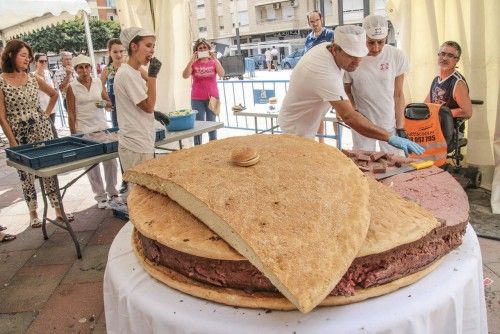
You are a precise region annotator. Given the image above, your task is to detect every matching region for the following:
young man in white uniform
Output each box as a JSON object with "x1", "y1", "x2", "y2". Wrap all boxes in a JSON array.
[
  {"x1": 114, "y1": 27, "x2": 162, "y2": 202},
  {"x1": 344, "y1": 15, "x2": 409, "y2": 156},
  {"x1": 278, "y1": 25, "x2": 424, "y2": 156}
]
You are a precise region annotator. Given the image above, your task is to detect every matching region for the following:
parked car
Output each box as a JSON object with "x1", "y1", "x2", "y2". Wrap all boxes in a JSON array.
[
  {"x1": 281, "y1": 48, "x2": 305, "y2": 69},
  {"x1": 252, "y1": 54, "x2": 266, "y2": 70}
]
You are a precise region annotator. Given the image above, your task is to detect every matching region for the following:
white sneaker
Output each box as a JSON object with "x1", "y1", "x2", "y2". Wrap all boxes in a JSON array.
[
  {"x1": 97, "y1": 199, "x2": 109, "y2": 209},
  {"x1": 108, "y1": 195, "x2": 125, "y2": 209}
]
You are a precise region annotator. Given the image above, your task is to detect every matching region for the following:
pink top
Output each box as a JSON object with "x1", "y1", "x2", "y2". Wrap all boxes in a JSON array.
[{"x1": 191, "y1": 58, "x2": 219, "y2": 100}]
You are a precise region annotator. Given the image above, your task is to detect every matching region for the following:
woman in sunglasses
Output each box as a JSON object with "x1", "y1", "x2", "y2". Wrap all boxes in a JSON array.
[
  {"x1": 182, "y1": 38, "x2": 225, "y2": 145},
  {"x1": 33, "y1": 53, "x2": 58, "y2": 137},
  {"x1": 425, "y1": 41, "x2": 472, "y2": 119}
]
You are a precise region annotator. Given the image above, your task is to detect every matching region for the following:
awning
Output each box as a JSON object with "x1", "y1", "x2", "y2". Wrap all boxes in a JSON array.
[
  {"x1": 254, "y1": 0, "x2": 284, "y2": 6},
  {"x1": 0, "y1": 0, "x2": 90, "y2": 39}
]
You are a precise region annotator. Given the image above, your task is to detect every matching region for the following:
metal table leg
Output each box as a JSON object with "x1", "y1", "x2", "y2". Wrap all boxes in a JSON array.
[{"x1": 40, "y1": 177, "x2": 82, "y2": 259}]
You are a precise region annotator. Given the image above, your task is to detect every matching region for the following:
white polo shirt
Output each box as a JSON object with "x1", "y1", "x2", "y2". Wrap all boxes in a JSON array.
[{"x1": 114, "y1": 63, "x2": 155, "y2": 153}]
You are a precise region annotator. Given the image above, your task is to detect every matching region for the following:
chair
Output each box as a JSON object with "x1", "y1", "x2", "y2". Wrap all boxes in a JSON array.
[{"x1": 404, "y1": 102, "x2": 482, "y2": 188}]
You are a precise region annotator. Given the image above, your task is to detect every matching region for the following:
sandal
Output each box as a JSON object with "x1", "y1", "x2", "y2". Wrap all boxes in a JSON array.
[
  {"x1": 56, "y1": 213, "x2": 75, "y2": 222},
  {"x1": 30, "y1": 217, "x2": 42, "y2": 228},
  {"x1": 0, "y1": 233, "x2": 16, "y2": 243}
]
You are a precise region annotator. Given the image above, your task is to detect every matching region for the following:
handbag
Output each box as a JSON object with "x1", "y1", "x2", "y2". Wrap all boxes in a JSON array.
[{"x1": 208, "y1": 96, "x2": 221, "y2": 116}]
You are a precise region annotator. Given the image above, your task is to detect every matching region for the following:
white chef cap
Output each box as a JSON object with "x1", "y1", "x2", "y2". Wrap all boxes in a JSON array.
[
  {"x1": 362, "y1": 15, "x2": 389, "y2": 40},
  {"x1": 333, "y1": 25, "x2": 369, "y2": 58}
]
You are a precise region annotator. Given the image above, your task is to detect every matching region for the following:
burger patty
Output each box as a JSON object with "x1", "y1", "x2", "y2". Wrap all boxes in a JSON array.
[{"x1": 138, "y1": 221, "x2": 466, "y2": 296}]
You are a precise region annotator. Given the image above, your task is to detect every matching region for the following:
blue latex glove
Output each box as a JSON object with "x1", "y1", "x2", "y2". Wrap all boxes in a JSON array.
[{"x1": 388, "y1": 135, "x2": 425, "y2": 156}]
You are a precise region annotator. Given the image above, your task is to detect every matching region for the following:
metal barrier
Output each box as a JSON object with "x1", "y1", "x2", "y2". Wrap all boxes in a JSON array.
[
  {"x1": 217, "y1": 79, "x2": 290, "y2": 132},
  {"x1": 216, "y1": 78, "x2": 344, "y2": 146}
]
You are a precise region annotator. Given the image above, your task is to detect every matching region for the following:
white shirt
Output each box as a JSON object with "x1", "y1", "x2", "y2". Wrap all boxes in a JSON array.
[
  {"x1": 265, "y1": 50, "x2": 272, "y2": 61},
  {"x1": 344, "y1": 45, "x2": 409, "y2": 130},
  {"x1": 114, "y1": 63, "x2": 155, "y2": 153},
  {"x1": 69, "y1": 77, "x2": 108, "y2": 133},
  {"x1": 33, "y1": 70, "x2": 55, "y2": 113},
  {"x1": 278, "y1": 44, "x2": 347, "y2": 138}
]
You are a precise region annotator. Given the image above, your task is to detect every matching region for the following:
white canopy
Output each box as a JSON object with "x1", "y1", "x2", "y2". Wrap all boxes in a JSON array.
[
  {"x1": 0, "y1": 0, "x2": 97, "y2": 76},
  {"x1": 0, "y1": 0, "x2": 90, "y2": 40},
  {"x1": 116, "y1": 0, "x2": 192, "y2": 113}
]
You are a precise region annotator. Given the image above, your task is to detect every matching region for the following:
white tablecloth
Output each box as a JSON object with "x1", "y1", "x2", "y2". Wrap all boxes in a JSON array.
[{"x1": 104, "y1": 223, "x2": 488, "y2": 334}]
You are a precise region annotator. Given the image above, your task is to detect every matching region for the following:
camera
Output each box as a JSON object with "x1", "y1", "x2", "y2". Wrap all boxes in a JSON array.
[{"x1": 198, "y1": 51, "x2": 210, "y2": 58}]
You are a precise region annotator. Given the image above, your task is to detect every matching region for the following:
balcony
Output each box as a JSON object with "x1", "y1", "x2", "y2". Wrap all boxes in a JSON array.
[{"x1": 255, "y1": 1, "x2": 297, "y2": 25}]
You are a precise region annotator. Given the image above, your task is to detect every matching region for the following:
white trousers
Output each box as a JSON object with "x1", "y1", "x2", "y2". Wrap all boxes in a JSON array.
[
  {"x1": 118, "y1": 146, "x2": 154, "y2": 203},
  {"x1": 351, "y1": 127, "x2": 405, "y2": 157},
  {"x1": 87, "y1": 158, "x2": 119, "y2": 202}
]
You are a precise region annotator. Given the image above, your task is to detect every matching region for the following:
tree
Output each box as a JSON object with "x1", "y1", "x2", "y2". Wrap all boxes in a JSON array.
[{"x1": 15, "y1": 19, "x2": 120, "y2": 54}]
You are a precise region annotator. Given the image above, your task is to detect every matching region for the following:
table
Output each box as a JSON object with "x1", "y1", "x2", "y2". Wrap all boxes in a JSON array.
[
  {"x1": 234, "y1": 105, "x2": 347, "y2": 148},
  {"x1": 156, "y1": 121, "x2": 224, "y2": 150},
  {"x1": 6, "y1": 121, "x2": 224, "y2": 258},
  {"x1": 103, "y1": 223, "x2": 487, "y2": 334}
]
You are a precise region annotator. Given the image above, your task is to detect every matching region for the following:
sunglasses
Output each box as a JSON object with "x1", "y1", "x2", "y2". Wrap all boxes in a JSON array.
[{"x1": 38, "y1": 60, "x2": 48, "y2": 63}]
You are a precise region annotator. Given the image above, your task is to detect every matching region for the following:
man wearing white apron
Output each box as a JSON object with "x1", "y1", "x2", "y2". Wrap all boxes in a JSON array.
[
  {"x1": 344, "y1": 15, "x2": 409, "y2": 156},
  {"x1": 278, "y1": 25, "x2": 424, "y2": 156}
]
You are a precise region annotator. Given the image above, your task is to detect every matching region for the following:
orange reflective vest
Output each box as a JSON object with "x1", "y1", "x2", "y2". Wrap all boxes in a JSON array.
[{"x1": 405, "y1": 103, "x2": 448, "y2": 166}]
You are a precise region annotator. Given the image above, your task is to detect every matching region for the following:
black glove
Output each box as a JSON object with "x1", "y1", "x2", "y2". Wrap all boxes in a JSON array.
[
  {"x1": 148, "y1": 57, "x2": 162, "y2": 78},
  {"x1": 396, "y1": 128, "x2": 409, "y2": 139},
  {"x1": 154, "y1": 111, "x2": 170, "y2": 126}
]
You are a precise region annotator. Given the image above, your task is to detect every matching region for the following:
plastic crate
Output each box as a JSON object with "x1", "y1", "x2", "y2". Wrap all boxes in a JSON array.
[
  {"x1": 112, "y1": 206, "x2": 129, "y2": 221},
  {"x1": 166, "y1": 110, "x2": 198, "y2": 131},
  {"x1": 73, "y1": 128, "x2": 119, "y2": 153},
  {"x1": 155, "y1": 128, "x2": 166, "y2": 141},
  {"x1": 6, "y1": 137, "x2": 106, "y2": 169}
]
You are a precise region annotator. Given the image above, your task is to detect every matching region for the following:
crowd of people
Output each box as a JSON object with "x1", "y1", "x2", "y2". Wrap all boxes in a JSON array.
[
  {"x1": 0, "y1": 27, "x2": 163, "y2": 242},
  {"x1": 279, "y1": 12, "x2": 472, "y2": 157},
  {"x1": 0, "y1": 13, "x2": 473, "y2": 243}
]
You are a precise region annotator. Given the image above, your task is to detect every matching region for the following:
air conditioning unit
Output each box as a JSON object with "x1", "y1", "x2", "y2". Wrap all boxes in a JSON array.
[
  {"x1": 273, "y1": 3, "x2": 281, "y2": 10},
  {"x1": 290, "y1": 0, "x2": 298, "y2": 7}
]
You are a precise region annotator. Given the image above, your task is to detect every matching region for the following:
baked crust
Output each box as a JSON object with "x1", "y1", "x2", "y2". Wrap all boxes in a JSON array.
[{"x1": 125, "y1": 134, "x2": 371, "y2": 313}]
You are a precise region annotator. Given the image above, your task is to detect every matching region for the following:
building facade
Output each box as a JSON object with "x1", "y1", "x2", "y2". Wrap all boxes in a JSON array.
[
  {"x1": 90, "y1": 0, "x2": 119, "y2": 22},
  {"x1": 190, "y1": 0, "x2": 385, "y2": 58}
]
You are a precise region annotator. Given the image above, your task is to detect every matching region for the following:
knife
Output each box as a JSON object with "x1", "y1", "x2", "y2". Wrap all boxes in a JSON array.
[{"x1": 374, "y1": 160, "x2": 434, "y2": 180}]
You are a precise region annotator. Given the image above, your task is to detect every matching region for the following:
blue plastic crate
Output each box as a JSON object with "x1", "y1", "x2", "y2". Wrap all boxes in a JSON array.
[
  {"x1": 166, "y1": 110, "x2": 198, "y2": 131},
  {"x1": 6, "y1": 137, "x2": 106, "y2": 169},
  {"x1": 73, "y1": 128, "x2": 119, "y2": 153},
  {"x1": 155, "y1": 128, "x2": 166, "y2": 141},
  {"x1": 112, "y1": 206, "x2": 129, "y2": 221}
]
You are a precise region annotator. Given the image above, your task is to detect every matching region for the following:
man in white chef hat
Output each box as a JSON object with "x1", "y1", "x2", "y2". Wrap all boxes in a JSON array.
[
  {"x1": 344, "y1": 15, "x2": 410, "y2": 156},
  {"x1": 278, "y1": 25, "x2": 423, "y2": 156}
]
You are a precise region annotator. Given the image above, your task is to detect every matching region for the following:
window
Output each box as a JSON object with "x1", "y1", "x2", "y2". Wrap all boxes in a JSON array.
[
  {"x1": 238, "y1": 10, "x2": 249, "y2": 26},
  {"x1": 219, "y1": 16, "x2": 224, "y2": 30},
  {"x1": 198, "y1": 18, "x2": 207, "y2": 32},
  {"x1": 314, "y1": 0, "x2": 333, "y2": 16},
  {"x1": 106, "y1": 0, "x2": 116, "y2": 7}
]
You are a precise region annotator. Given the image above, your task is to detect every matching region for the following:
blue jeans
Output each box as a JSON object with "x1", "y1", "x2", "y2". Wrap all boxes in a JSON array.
[
  {"x1": 191, "y1": 99, "x2": 217, "y2": 145},
  {"x1": 109, "y1": 94, "x2": 118, "y2": 128}
]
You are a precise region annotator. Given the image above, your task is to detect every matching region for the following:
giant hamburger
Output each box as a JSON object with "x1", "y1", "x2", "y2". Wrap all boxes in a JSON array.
[{"x1": 124, "y1": 135, "x2": 468, "y2": 313}]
